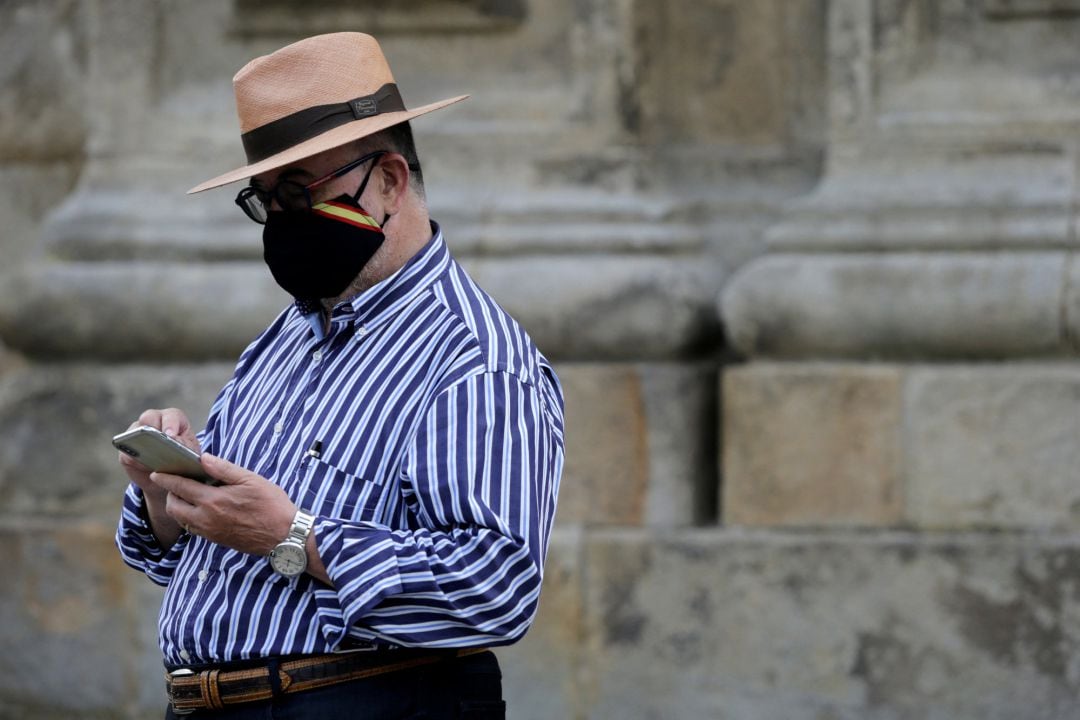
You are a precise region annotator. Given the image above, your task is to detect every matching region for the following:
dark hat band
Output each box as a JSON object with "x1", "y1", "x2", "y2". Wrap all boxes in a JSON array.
[{"x1": 240, "y1": 83, "x2": 406, "y2": 164}]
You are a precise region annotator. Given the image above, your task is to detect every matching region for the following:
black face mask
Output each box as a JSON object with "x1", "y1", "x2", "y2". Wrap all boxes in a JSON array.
[{"x1": 262, "y1": 195, "x2": 386, "y2": 305}]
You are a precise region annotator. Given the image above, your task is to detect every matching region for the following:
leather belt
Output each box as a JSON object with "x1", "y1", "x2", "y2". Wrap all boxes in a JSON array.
[{"x1": 165, "y1": 647, "x2": 487, "y2": 714}]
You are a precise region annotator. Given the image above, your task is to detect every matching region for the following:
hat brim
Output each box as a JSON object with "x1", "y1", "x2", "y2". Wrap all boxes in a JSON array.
[{"x1": 187, "y1": 94, "x2": 469, "y2": 194}]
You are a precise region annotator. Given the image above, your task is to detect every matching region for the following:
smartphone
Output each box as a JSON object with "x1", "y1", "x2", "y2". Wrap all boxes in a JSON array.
[{"x1": 112, "y1": 425, "x2": 215, "y2": 484}]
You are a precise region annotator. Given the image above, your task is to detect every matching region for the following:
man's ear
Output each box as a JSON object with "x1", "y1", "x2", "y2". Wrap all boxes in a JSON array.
[{"x1": 376, "y1": 153, "x2": 410, "y2": 214}]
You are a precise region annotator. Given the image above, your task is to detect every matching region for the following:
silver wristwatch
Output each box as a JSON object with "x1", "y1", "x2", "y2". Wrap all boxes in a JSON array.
[{"x1": 269, "y1": 509, "x2": 316, "y2": 577}]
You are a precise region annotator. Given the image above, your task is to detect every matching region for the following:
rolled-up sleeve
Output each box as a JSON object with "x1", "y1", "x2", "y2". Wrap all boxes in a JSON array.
[
  {"x1": 115, "y1": 483, "x2": 190, "y2": 586},
  {"x1": 310, "y1": 368, "x2": 564, "y2": 648}
]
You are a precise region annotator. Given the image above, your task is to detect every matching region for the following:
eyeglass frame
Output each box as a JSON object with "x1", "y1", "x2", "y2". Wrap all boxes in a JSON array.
[{"x1": 234, "y1": 150, "x2": 388, "y2": 224}]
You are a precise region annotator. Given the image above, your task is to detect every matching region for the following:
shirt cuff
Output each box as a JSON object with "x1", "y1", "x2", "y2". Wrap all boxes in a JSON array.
[{"x1": 309, "y1": 516, "x2": 403, "y2": 648}]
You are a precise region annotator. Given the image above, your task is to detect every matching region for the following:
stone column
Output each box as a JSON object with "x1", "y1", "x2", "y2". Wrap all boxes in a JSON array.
[{"x1": 713, "y1": 1, "x2": 1080, "y2": 715}]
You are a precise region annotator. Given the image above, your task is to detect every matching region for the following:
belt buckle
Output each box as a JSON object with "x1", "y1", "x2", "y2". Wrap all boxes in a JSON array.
[{"x1": 167, "y1": 668, "x2": 196, "y2": 716}]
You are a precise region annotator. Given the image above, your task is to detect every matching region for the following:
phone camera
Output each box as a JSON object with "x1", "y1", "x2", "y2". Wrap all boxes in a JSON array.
[{"x1": 117, "y1": 444, "x2": 140, "y2": 458}]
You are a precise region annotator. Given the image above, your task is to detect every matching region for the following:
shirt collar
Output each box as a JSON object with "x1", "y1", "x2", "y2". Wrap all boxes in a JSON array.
[{"x1": 300, "y1": 221, "x2": 450, "y2": 340}]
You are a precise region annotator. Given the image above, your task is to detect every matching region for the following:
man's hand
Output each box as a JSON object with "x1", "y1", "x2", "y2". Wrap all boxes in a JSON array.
[
  {"x1": 118, "y1": 407, "x2": 202, "y2": 500},
  {"x1": 118, "y1": 408, "x2": 200, "y2": 548},
  {"x1": 150, "y1": 453, "x2": 297, "y2": 557}
]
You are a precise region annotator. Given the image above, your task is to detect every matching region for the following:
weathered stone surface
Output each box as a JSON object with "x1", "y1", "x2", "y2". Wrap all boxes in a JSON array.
[
  {"x1": 556, "y1": 364, "x2": 716, "y2": 527},
  {"x1": 0, "y1": 341, "x2": 26, "y2": 379},
  {"x1": 0, "y1": 520, "x2": 165, "y2": 720},
  {"x1": 1062, "y1": 253, "x2": 1080, "y2": 353},
  {"x1": 0, "y1": 262, "x2": 289, "y2": 361},
  {"x1": 229, "y1": 0, "x2": 526, "y2": 36},
  {"x1": 766, "y1": 152, "x2": 1076, "y2": 253},
  {"x1": 826, "y1": 0, "x2": 1080, "y2": 147},
  {"x1": 984, "y1": 0, "x2": 1080, "y2": 17},
  {"x1": 0, "y1": 2, "x2": 88, "y2": 162},
  {"x1": 582, "y1": 530, "x2": 1080, "y2": 720},
  {"x1": 0, "y1": 363, "x2": 233, "y2": 519},
  {"x1": 0, "y1": 164, "x2": 83, "y2": 268},
  {"x1": 905, "y1": 365, "x2": 1080, "y2": 530},
  {"x1": 773, "y1": 0, "x2": 1080, "y2": 261},
  {"x1": 468, "y1": 255, "x2": 724, "y2": 362},
  {"x1": 723, "y1": 363, "x2": 903, "y2": 527},
  {"x1": 500, "y1": 529, "x2": 584, "y2": 720},
  {"x1": 629, "y1": 0, "x2": 826, "y2": 152},
  {"x1": 722, "y1": 253, "x2": 1067, "y2": 360},
  {"x1": 81, "y1": 0, "x2": 161, "y2": 157},
  {"x1": 0, "y1": 256, "x2": 724, "y2": 362}
]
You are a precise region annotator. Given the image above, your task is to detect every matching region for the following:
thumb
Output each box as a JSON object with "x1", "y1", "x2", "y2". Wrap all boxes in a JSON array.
[{"x1": 200, "y1": 453, "x2": 253, "y2": 485}]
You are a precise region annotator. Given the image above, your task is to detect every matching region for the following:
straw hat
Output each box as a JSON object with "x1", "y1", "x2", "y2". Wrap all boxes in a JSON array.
[{"x1": 188, "y1": 32, "x2": 468, "y2": 194}]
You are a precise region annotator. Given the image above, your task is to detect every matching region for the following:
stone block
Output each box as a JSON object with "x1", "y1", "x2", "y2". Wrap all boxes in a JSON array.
[
  {"x1": 0, "y1": 1, "x2": 88, "y2": 162},
  {"x1": 723, "y1": 363, "x2": 903, "y2": 527},
  {"x1": 0, "y1": 519, "x2": 165, "y2": 719},
  {"x1": 500, "y1": 529, "x2": 584, "y2": 720},
  {"x1": 555, "y1": 364, "x2": 717, "y2": 527},
  {"x1": 581, "y1": 529, "x2": 1080, "y2": 720},
  {"x1": 0, "y1": 363, "x2": 233, "y2": 519},
  {"x1": 722, "y1": 253, "x2": 1066, "y2": 360},
  {"x1": 630, "y1": 0, "x2": 826, "y2": 151},
  {"x1": 905, "y1": 364, "x2": 1080, "y2": 530}
]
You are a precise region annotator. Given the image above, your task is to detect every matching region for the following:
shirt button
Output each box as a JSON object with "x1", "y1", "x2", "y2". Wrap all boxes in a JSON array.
[
  {"x1": 312, "y1": 349, "x2": 323, "y2": 361},
  {"x1": 197, "y1": 570, "x2": 208, "y2": 582},
  {"x1": 357, "y1": 325, "x2": 369, "y2": 338},
  {"x1": 179, "y1": 649, "x2": 191, "y2": 661},
  {"x1": 273, "y1": 422, "x2": 284, "y2": 434}
]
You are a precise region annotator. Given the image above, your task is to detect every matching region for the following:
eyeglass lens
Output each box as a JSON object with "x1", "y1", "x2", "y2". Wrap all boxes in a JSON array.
[{"x1": 236, "y1": 181, "x2": 312, "y2": 224}]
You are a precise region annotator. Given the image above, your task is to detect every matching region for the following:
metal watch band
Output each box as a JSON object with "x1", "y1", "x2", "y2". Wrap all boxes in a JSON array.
[{"x1": 287, "y1": 510, "x2": 315, "y2": 545}]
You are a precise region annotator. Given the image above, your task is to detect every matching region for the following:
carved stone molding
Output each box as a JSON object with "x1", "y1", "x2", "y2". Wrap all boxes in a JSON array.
[
  {"x1": 229, "y1": 0, "x2": 526, "y2": 37},
  {"x1": 983, "y1": 0, "x2": 1080, "y2": 18}
]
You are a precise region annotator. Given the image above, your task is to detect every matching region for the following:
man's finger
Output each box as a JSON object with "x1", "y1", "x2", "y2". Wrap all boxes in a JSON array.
[
  {"x1": 160, "y1": 408, "x2": 191, "y2": 439},
  {"x1": 151, "y1": 471, "x2": 212, "y2": 504},
  {"x1": 137, "y1": 408, "x2": 163, "y2": 430},
  {"x1": 164, "y1": 492, "x2": 198, "y2": 532},
  {"x1": 200, "y1": 453, "x2": 252, "y2": 485}
]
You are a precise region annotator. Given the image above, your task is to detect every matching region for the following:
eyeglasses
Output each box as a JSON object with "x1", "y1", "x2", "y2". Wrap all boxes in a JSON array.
[{"x1": 234, "y1": 150, "x2": 387, "y2": 224}]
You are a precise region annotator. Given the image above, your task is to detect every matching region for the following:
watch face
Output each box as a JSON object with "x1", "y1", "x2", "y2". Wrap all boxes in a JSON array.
[{"x1": 270, "y1": 543, "x2": 307, "y2": 577}]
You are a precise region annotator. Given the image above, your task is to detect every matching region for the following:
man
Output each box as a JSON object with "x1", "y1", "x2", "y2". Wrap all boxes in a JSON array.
[{"x1": 116, "y1": 32, "x2": 564, "y2": 719}]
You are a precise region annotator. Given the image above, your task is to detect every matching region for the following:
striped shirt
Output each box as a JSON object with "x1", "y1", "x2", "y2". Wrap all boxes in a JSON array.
[{"x1": 116, "y1": 226, "x2": 565, "y2": 665}]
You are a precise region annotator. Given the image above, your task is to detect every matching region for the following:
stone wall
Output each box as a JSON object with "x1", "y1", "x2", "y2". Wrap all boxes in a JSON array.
[
  {"x1": 2, "y1": 1, "x2": 1078, "y2": 719},
  {"x1": 715, "y1": 2, "x2": 1080, "y2": 719}
]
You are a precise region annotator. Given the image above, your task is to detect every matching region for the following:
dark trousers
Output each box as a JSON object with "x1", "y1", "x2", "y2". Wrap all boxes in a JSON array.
[{"x1": 164, "y1": 650, "x2": 505, "y2": 720}]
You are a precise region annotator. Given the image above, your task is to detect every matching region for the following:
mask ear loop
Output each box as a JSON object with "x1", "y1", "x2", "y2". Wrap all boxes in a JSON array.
[
  {"x1": 353, "y1": 156, "x2": 398, "y2": 228},
  {"x1": 351, "y1": 158, "x2": 381, "y2": 206}
]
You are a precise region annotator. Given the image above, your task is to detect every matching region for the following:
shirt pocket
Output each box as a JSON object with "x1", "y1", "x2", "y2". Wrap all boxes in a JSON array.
[{"x1": 296, "y1": 455, "x2": 392, "y2": 523}]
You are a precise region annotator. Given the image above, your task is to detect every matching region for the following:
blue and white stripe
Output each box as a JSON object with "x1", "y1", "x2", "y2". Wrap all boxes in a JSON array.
[{"x1": 116, "y1": 225, "x2": 565, "y2": 664}]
